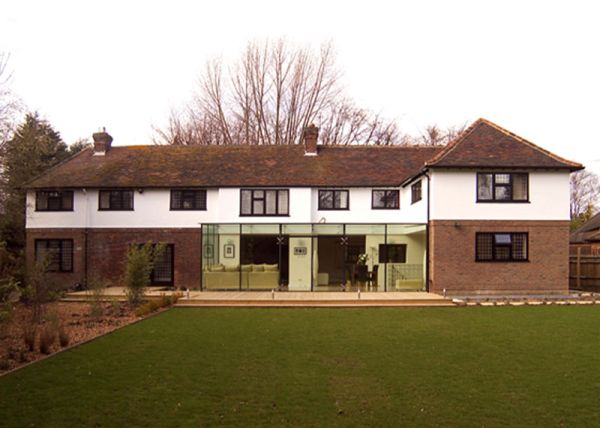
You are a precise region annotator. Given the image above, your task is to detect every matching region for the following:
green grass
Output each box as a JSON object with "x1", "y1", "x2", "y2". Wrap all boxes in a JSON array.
[{"x1": 2, "y1": 307, "x2": 600, "y2": 427}]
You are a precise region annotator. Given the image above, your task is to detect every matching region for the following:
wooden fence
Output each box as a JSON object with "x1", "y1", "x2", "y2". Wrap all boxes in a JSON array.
[{"x1": 570, "y1": 248, "x2": 600, "y2": 290}]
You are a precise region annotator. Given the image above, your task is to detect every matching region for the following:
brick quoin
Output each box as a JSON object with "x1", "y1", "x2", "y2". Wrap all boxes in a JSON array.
[
  {"x1": 26, "y1": 228, "x2": 202, "y2": 290},
  {"x1": 428, "y1": 220, "x2": 569, "y2": 295}
]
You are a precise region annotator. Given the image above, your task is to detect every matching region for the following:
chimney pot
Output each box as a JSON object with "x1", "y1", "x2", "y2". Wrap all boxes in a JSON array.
[
  {"x1": 303, "y1": 124, "x2": 319, "y2": 156},
  {"x1": 92, "y1": 129, "x2": 113, "y2": 156}
]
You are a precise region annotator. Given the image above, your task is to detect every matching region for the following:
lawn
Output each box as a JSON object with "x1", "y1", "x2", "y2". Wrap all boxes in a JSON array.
[{"x1": 2, "y1": 306, "x2": 600, "y2": 427}]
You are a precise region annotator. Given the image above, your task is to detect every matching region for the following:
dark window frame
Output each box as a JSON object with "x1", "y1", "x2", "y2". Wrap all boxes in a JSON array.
[
  {"x1": 34, "y1": 239, "x2": 74, "y2": 273},
  {"x1": 170, "y1": 189, "x2": 207, "y2": 211},
  {"x1": 35, "y1": 190, "x2": 74, "y2": 212},
  {"x1": 318, "y1": 189, "x2": 350, "y2": 211},
  {"x1": 475, "y1": 232, "x2": 529, "y2": 262},
  {"x1": 372, "y1": 189, "x2": 400, "y2": 210},
  {"x1": 411, "y1": 181, "x2": 422, "y2": 204},
  {"x1": 240, "y1": 189, "x2": 289, "y2": 216},
  {"x1": 378, "y1": 243, "x2": 407, "y2": 263},
  {"x1": 476, "y1": 172, "x2": 529, "y2": 203},
  {"x1": 98, "y1": 189, "x2": 134, "y2": 211}
]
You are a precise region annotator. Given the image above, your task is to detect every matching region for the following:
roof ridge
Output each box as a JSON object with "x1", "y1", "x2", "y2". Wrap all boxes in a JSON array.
[{"x1": 424, "y1": 118, "x2": 482, "y2": 166}]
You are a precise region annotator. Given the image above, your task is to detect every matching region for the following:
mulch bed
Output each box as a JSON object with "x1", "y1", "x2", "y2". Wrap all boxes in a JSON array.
[{"x1": 0, "y1": 301, "x2": 142, "y2": 373}]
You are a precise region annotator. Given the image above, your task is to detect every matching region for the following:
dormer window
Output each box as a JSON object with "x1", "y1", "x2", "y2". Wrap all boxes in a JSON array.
[
  {"x1": 477, "y1": 173, "x2": 528, "y2": 202},
  {"x1": 36, "y1": 190, "x2": 73, "y2": 211}
]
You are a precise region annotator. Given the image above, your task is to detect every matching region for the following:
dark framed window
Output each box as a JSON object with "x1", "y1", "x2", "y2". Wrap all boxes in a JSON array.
[
  {"x1": 372, "y1": 190, "x2": 399, "y2": 209},
  {"x1": 35, "y1": 239, "x2": 73, "y2": 272},
  {"x1": 379, "y1": 244, "x2": 407, "y2": 263},
  {"x1": 152, "y1": 244, "x2": 174, "y2": 285},
  {"x1": 170, "y1": 189, "x2": 207, "y2": 210},
  {"x1": 99, "y1": 190, "x2": 134, "y2": 211},
  {"x1": 477, "y1": 173, "x2": 529, "y2": 202},
  {"x1": 476, "y1": 232, "x2": 528, "y2": 262},
  {"x1": 411, "y1": 181, "x2": 422, "y2": 204},
  {"x1": 318, "y1": 189, "x2": 349, "y2": 210},
  {"x1": 35, "y1": 190, "x2": 73, "y2": 211},
  {"x1": 240, "y1": 189, "x2": 289, "y2": 216}
]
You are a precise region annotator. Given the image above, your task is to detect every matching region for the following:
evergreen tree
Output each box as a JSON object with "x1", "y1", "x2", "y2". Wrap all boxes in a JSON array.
[{"x1": 0, "y1": 113, "x2": 70, "y2": 253}]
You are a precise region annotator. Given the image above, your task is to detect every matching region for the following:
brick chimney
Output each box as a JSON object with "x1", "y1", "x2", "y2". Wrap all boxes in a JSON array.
[
  {"x1": 92, "y1": 128, "x2": 113, "y2": 156},
  {"x1": 303, "y1": 124, "x2": 319, "y2": 156}
]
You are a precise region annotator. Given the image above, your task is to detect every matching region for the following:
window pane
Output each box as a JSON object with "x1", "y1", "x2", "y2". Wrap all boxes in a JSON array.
[
  {"x1": 495, "y1": 174, "x2": 510, "y2": 184},
  {"x1": 47, "y1": 240, "x2": 61, "y2": 271},
  {"x1": 61, "y1": 240, "x2": 73, "y2": 271},
  {"x1": 36, "y1": 192, "x2": 48, "y2": 210},
  {"x1": 99, "y1": 191, "x2": 110, "y2": 209},
  {"x1": 265, "y1": 190, "x2": 277, "y2": 214},
  {"x1": 477, "y1": 174, "x2": 493, "y2": 200},
  {"x1": 62, "y1": 192, "x2": 73, "y2": 210},
  {"x1": 495, "y1": 246, "x2": 511, "y2": 260},
  {"x1": 512, "y1": 174, "x2": 528, "y2": 200},
  {"x1": 495, "y1": 185, "x2": 511, "y2": 200},
  {"x1": 512, "y1": 233, "x2": 527, "y2": 260},
  {"x1": 253, "y1": 200, "x2": 264, "y2": 215},
  {"x1": 254, "y1": 190, "x2": 264, "y2": 199},
  {"x1": 386, "y1": 190, "x2": 399, "y2": 208},
  {"x1": 153, "y1": 245, "x2": 173, "y2": 283},
  {"x1": 195, "y1": 190, "x2": 207, "y2": 210},
  {"x1": 278, "y1": 190, "x2": 288, "y2": 214},
  {"x1": 35, "y1": 241, "x2": 46, "y2": 264},
  {"x1": 494, "y1": 234, "x2": 512, "y2": 245},
  {"x1": 372, "y1": 190, "x2": 385, "y2": 208},
  {"x1": 171, "y1": 190, "x2": 182, "y2": 209},
  {"x1": 476, "y1": 234, "x2": 493, "y2": 260},
  {"x1": 241, "y1": 190, "x2": 251, "y2": 214},
  {"x1": 319, "y1": 191, "x2": 333, "y2": 209},
  {"x1": 122, "y1": 191, "x2": 133, "y2": 210}
]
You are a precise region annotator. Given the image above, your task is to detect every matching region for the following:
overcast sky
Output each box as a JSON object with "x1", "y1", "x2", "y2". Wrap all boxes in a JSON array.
[{"x1": 1, "y1": 0, "x2": 599, "y2": 173}]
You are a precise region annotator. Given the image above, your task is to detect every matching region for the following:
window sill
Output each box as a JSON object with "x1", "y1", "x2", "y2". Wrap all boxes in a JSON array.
[
  {"x1": 476, "y1": 200, "x2": 531, "y2": 204},
  {"x1": 35, "y1": 209, "x2": 74, "y2": 212}
]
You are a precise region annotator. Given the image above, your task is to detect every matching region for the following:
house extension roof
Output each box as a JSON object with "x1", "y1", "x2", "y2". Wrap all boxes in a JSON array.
[
  {"x1": 26, "y1": 144, "x2": 442, "y2": 189},
  {"x1": 425, "y1": 118, "x2": 583, "y2": 171},
  {"x1": 570, "y1": 213, "x2": 600, "y2": 243}
]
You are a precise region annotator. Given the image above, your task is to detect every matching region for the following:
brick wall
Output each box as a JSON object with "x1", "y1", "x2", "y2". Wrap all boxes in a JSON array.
[
  {"x1": 26, "y1": 228, "x2": 202, "y2": 290},
  {"x1": 429, "y1": 220, "x2": 569, "y2": 295}
]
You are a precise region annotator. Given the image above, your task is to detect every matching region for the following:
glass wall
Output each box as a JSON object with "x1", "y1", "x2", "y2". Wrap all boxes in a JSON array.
[{"x1": 201, "y1": 223, "x2": 426, "y2": 291}]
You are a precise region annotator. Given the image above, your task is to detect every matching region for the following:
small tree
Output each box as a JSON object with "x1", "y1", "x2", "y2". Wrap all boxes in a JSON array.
[
  {"x1": 23, "y1": 257, "x2": 55, "y2": 323},
  {"x1": 124, "y1": 243, "x2": 165, "y2": 305}
]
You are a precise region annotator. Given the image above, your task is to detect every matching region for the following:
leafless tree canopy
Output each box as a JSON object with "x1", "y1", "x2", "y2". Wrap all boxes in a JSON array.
[
  {"x1": 570, "y1": 170, "x2": 600, "y2": 218},
  {"x1": 0, "y1": 53, "x2": 22, "y2": 144},
  {"x1": 155, "y1": 40, "x2": 407, "y2": 146}
]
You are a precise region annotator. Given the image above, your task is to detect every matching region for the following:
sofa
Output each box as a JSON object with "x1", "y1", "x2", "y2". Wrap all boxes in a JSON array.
[{"x1": 203, "y1": 264, "x2": 279, "y2": 290}]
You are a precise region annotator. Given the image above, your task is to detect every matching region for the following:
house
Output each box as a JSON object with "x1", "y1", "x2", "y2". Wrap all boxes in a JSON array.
[
  {"x1": 570, "y1": 212, "x2": 600, "y2": 255},
  {"x1": 24, "y1": 118, "x2": 583, "y2": 295}
]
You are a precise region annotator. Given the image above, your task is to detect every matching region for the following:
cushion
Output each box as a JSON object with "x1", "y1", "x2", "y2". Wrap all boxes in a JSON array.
[
  {"x1": 264, "y1": 264, "x2": 278, "y2": 272},
  {"x1": 241, "y1": 264, "x2": 252, "y2": 272},
  {"x1": 224, "y1": 265, "x2": 239, "y2": 272},
  {"x1": 208, "y1": 264, "x2": 225, "y2": 272},
  {"x1": 252, "y1": 264, "x2": 264, "y2": 272}
]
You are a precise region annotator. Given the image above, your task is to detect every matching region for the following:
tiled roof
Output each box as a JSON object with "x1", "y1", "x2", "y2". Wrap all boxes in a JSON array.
[
  {"x1": 425, "y1": 118, "x2": 583, "y2": 170},
  {"x1": 26, "y1": 118, "x2": 584, "y2": 189},
  {"x1": 570, "y1": 213, "x2": 600, "y2": 243},
  {"x1": 26, "y1": 144, "x2": 441, "y2": 189}
]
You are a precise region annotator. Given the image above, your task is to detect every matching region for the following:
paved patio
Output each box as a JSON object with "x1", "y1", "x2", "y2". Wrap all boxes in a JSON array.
[{"x1": 63, "y1": 287, "x2": 453, "y2": 307}]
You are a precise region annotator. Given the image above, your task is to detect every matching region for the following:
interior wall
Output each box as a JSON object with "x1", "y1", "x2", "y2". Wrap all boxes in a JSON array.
[{"x1": 288, "y1": 237, "x2": 312, "y2": 291}]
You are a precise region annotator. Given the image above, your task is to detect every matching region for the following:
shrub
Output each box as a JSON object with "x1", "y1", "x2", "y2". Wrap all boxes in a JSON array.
[
  {"x1": 124, "y1": 243, "x2": 165, "y2": 306},
  {"x1": 110, "y1": 298, "x2": 121, "y2": 316},
  {"x1": 22, "y1": 324, "x2": 36, "y2": 352},
  {"x1": 134, "y1": 302, "x2": 153, "y2": 317},
  {"x1": 23, "y1": 257, "x2": 61, "y2": 323},
  {"x1": 58, "y1": 325, "x2": 70, "y2": 347},
  {"x1": 87, "y1": 278, "x2": 108, "y2": 320},
  {"x1": 0, "y1": 358, "x2": 9, "y2": 371},
  {"x1": 0, "y1": 277, "x2": 21, "y2": 338},
  {"x1": 39, "y1": 324, "x2": 56, "y2": 354}
]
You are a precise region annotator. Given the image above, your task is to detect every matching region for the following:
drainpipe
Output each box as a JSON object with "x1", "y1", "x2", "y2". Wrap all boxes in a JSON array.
[
  {"x1": 82, "y1": 188, "x2": 89, "y2": 288},
  {"x1": 425, "y1": 172, "x2": 431, "y2": 293}
]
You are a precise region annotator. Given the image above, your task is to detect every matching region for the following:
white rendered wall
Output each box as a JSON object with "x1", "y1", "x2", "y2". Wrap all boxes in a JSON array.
[
  {"x1": 27, "y1": 184, "x2": 428, "y2": 229},
  {"x1": 429, "y1": 170, "x2": 570, "y2": 221}
]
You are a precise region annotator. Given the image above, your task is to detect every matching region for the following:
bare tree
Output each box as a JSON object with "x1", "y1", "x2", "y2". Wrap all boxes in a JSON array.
[
  {"x1": 417, "y1": 123, "x2": 468, "y2": 146},
  {"x1": 570, "y1": 170, "x2": 600, "y2": 219},
  {"x1": 154, "y1": 40, "x2": 404, "y2": 146},
  {"x1": 0, "y1": 53, "x2": 22, "y2": 144}
]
